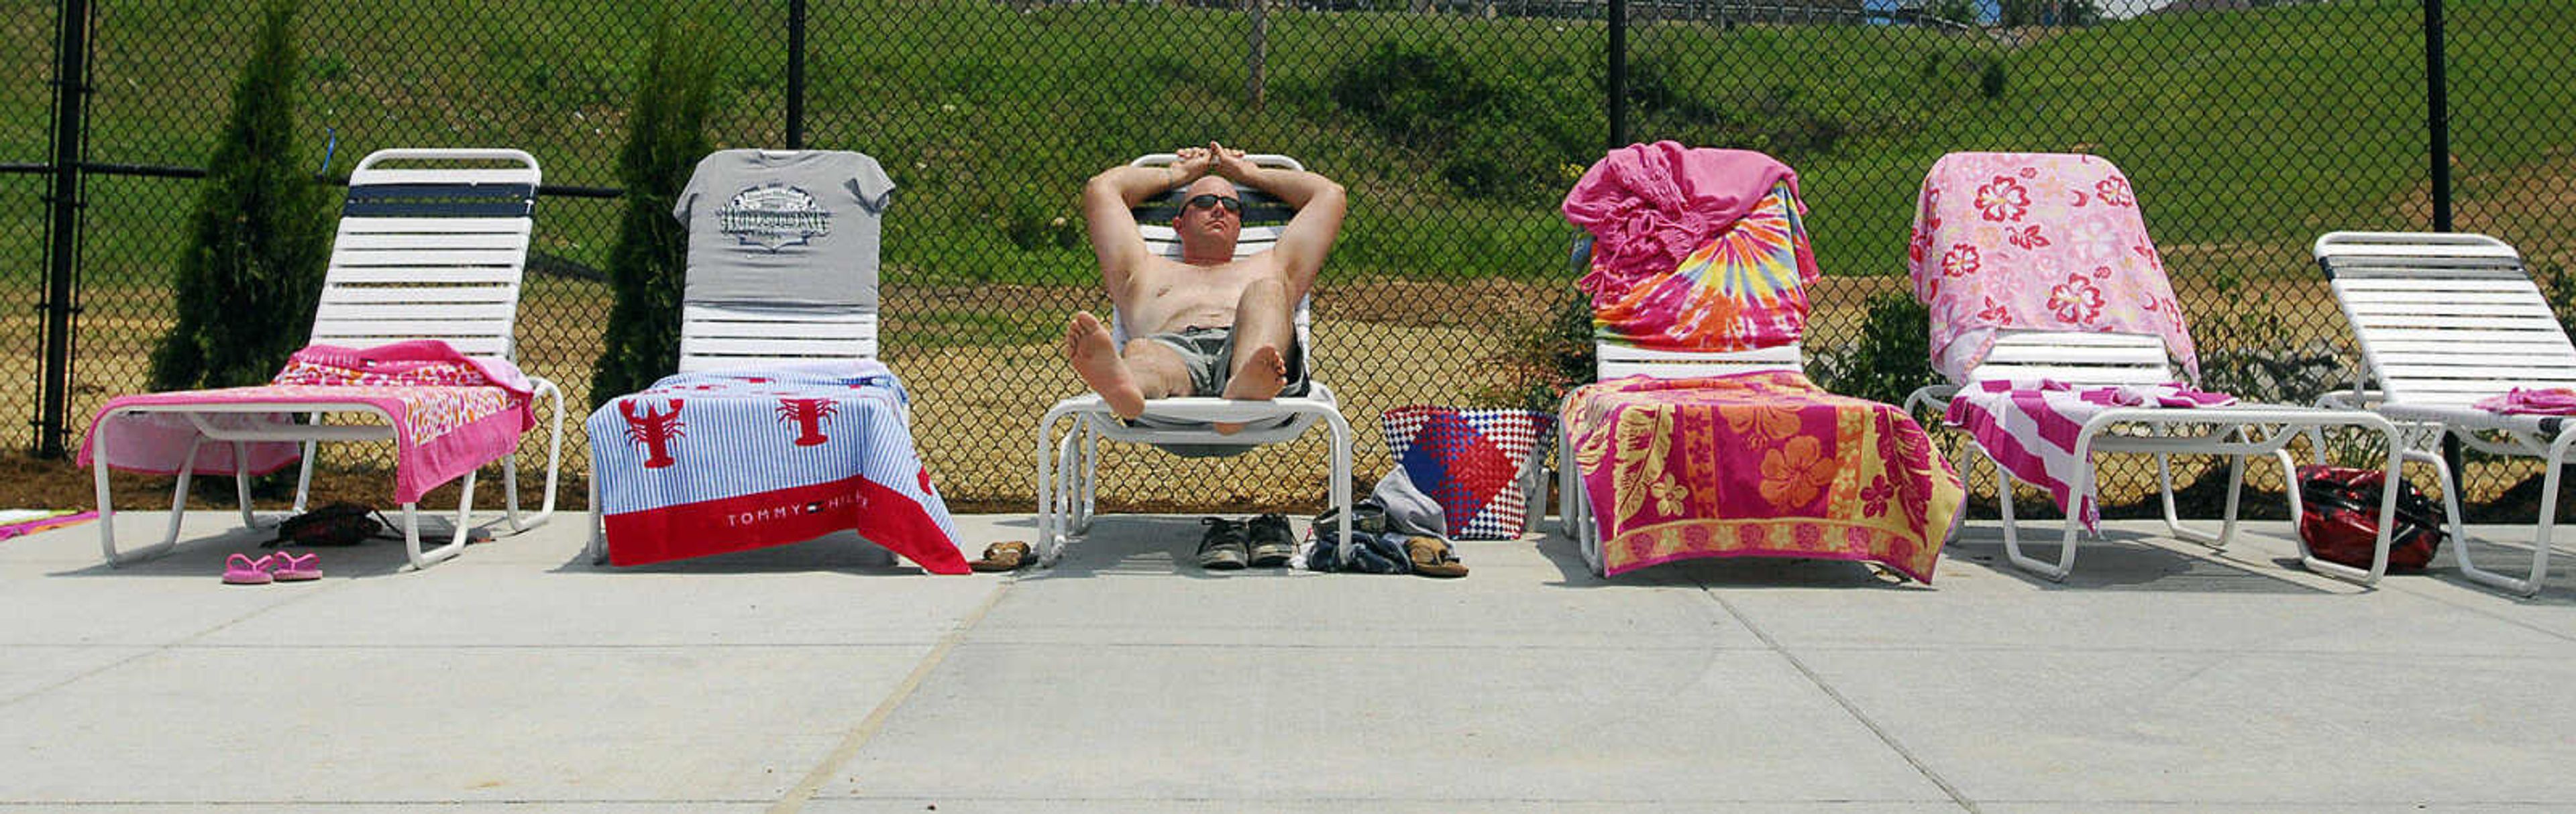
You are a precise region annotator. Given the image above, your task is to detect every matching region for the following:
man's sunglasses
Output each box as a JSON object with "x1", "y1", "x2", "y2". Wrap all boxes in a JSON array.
[{"x1": 1183, "y1": 194, "x2": 1242, "y2": 213}]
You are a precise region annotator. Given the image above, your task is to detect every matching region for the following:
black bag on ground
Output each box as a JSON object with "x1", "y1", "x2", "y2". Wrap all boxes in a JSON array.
[
  {"x1": 266, "y1": 502, "x2": 385, "y2": 547},
  {"x1": 2295, "y1": 465, "x2": 2445, "y2": 571}
]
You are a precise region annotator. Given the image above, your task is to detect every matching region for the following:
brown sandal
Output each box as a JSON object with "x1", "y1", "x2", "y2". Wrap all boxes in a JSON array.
[
  {"x1": 1405, "y1": 536, "x2": 1468, "y2": 579},
  {"x1": 969, "y1": 541, "x2": 1032, "y2": 572}
]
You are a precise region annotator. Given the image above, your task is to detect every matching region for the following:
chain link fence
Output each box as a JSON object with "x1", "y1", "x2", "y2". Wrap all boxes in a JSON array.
[{"x1": 5, "y1": 0, "x2": 2569, "y2": 520}]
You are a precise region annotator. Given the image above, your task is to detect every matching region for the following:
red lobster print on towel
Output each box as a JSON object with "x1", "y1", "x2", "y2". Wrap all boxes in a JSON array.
[
  {"x1": 620, "y1": 398, "x2": 686, "y2": 469},
  {"x1": 585, "y1": 361, "x2": 965, "y2": 572},
  {"x1": 776, "y1": 398, "x2": 838, "y2": 446}
]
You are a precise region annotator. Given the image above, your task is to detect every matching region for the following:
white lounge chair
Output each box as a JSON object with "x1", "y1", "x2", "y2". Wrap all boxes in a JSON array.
[
  {"x1": 2314, "y1": 231, "x2": 2576, "y2": 595},
  {"x1": 1898, "y1": 152, "x2": 2408, "y2": 584},
  {"x1": 1033, "y1": 154, "x2": 1354, "y2": 565},
  {"x1": 584, "y1": 148, "x2": 919, "y2": 567},
  {"x1": 583, "y1": 302, "x2": 885, "y2": 565},
  {"x1": 87, "y1": 148, "x2": 564, "y2": 570},
  {"x1": 1906, "y1": 330, "x2": 2405, "y2": 583}
]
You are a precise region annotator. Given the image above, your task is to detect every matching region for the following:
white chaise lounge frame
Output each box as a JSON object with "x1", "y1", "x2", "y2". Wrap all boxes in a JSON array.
[
  {"x1": 90, "y1": 148, "x2": 564, "y2": 571},
  {"x1": 1903, "y1": 330, "x2": 2404, "y2": 584},
  {"x1": 1034, "y1": 154, "x2": 1354, "y2": 565},
  {"x1": 2315, "y1": 231, "x2": 2576, "y2": 596}
]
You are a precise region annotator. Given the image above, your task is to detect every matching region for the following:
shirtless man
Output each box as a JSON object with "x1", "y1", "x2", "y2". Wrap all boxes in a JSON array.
[{"x1": 1063, "y1": 142, "x2": 1347, "y2": 434}]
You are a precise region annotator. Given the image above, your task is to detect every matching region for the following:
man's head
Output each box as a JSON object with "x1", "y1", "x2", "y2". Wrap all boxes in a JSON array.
[{"x1": 1171, "y1": 174, "x2": 1241, "y2": 266}]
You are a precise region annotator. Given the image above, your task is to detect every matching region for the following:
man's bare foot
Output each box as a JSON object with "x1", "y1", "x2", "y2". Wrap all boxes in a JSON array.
[
  {"x1": 1065, "y1": 312, "x2": 1146, "y2": 419},
  {"x1": 1213, "y1": 344, "x2": 1287, "y2": 434}
]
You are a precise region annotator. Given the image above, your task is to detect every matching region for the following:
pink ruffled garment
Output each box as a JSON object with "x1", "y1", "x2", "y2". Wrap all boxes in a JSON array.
[
  {"x1": 1562, "y1": 142, "x2": 1802, "y2": 314},
  {"x1": 1904, "y1": 152, "x2": 2199, "y2": 383},
  {"x1": 78, "y1": 340, "x2": 535, "y2": 504},
  {"x1": 2475, "y1": 388, "x2": 2576, "y2": 416}
]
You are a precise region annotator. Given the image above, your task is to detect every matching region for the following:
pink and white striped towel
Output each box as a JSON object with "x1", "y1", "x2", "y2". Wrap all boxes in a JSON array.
[{"x1": 1944, "y1": 379, "x2": 2236, "y2": 530}]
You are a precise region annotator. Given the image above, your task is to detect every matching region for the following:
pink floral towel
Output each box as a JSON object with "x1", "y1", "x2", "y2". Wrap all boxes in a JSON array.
[
  {"x1": 1905, "y1": 152, "x2": 2199, "y2": 383},
  {"x1": 79, "y1": 340, "x2": 535, "y2": 504}
]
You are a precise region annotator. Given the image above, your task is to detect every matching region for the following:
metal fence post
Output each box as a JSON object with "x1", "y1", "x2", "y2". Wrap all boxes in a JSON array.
[
  {"x1": 37, "y1": 0, "x2": 94, "y2": 459},
  {"x1": 787, "y1": 0, "x2": 807, "y2": 149},
  {"x1": 2425, "y1": 0, "x2": 2466, "y2": 498},
  {"x1": 1607, "y1": 0, "x2": 1626, "y2": 150}
]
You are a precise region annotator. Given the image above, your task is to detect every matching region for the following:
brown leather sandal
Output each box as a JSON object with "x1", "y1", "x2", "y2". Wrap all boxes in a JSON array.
[
  {"x1": 969, "y1": 541, "x2": 1032, "y2": 572},
  {"x1": 1405, "y1": 536, "x2": 1469, "y2": 578}
]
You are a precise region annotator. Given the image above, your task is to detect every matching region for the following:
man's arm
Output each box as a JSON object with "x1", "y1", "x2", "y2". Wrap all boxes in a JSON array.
[
  {"x1": 1080, "y1": 152, "x2": 1210, "y2": 300},
  {"x1": 1217, "y1": 152, "x2": 1346, "y2": 304}
]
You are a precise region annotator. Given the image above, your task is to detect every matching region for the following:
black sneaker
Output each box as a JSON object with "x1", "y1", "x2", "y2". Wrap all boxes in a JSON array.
[
  {"x1": 1196, "y1": 517, "x2": 1248, "y2": 569},
  {"x1": 1246, "y1": 513, "x2": 1295, "y2": 567}
]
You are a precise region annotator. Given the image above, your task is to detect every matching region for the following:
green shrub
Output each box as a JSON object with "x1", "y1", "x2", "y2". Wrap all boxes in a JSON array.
[
  {"x1": 147, "y1": 0, "x2": 333, "y2": 392},
  {"x1": 589, "y1": 3, "x2": 718, "y2": 409},
  {"x1": 1819, "y1": 290, "x2": 1937, "y2": 409},
  {"x1": 1479, "y1": 285, "x2": 1597, "y2": 412},
  {"x1": 2538, "y1": 260, "x2": 2576, "y2": 341}
]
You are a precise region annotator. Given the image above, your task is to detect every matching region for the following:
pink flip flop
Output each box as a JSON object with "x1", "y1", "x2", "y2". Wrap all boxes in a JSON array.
[
  {"x1": 272, "y1": 551, "x2": 321, "y2": 582},
  {"x1": 222, "y1": 553, "x2": 276, "y2": 585}
]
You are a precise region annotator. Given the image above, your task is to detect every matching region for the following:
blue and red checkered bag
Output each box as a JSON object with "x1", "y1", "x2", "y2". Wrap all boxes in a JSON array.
[{"x1": 1380, "y1": 406, "x2": 1557, "y2": 540}]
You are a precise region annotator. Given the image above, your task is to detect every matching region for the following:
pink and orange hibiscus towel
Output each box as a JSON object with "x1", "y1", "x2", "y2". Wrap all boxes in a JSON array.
[
  {"x1": 1566, "y1": 372, "x2": 1964, "y2": 581},
  {"x1": 78, "y1": 340, "x2": 535, "y2": 505}
]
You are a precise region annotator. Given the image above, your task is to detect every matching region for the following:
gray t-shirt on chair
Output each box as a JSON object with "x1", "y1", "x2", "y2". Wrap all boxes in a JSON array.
[{"x1": 676, "y1": 150, "x2": 896, "y2": 310}]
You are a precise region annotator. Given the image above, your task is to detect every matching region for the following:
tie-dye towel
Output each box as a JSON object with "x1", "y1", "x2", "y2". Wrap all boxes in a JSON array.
[
  {"x1": 1564, "y1": 371, "x2": 1966, "y2": 581},
  {"x1": 1943, "y1": 379, "x2": 2238, "y2": 530},
  {"x1": 78, "y1": 340, "x2": 535, "y2": 504},
  {"x1": 586, "y1": 361, "x2": 966, "y2": 573},
  {"x1": 1906, "y1": 152, "x2": 2198, "y2": 383},
  {"x1": 1563, "y1": 144, "x2": 1817, "y2": 351},
  {"x1": 1582, "y1": 182, "x2": 1822, "y2": 351}
]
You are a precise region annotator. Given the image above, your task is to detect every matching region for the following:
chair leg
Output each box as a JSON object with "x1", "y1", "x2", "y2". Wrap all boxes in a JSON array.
[
  {"x1": 2451, "y1": 431, "x2": 2572, "y2": 597},
  {"x1": 501, "y1": 377, "x2": 566, "y2": 534},
  {"x1": 586, "y1": 476, "x2": 608, "y2": 565},
  {"x1": 1324, "y1": 408, "x2": 1354, "y2": 553},
  {"x1": 1033, "y1": 408, "x2": 1067, "y2": 566},
  {"x1": 1994, "y1": 445, "x2": 2078, "y2": 582},
  {"x1": 1055, "y1": 420, "x2": 1085, "y2": 538},
  {"x1": 1081, "y1": 420, "x2": 1101, "y2": 531},
  {"x1": 2161, "y1": 451, "x2": 2248, "y2": 549},
  {"x1": 294, "y1": 412, "x2": 320, "y2": 514},
  {"x1": 400, "y1": 468, "x2": 477, "y2": 570},
  {"x1": 231, "y1": 441, "x2": 257, "y2": 530},
  {"x1": 2290, "y1": 442, "x2": 2400, "y2": 586},
  {"x1": 99, "y1": 432, "x2": 203, "y2": 567}
]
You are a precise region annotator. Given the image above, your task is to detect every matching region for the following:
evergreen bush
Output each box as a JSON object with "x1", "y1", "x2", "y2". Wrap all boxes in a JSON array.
[
  {"x1": 589, "y1": 4, "x2": 718, "y2": 409},
  {"x1": 146, "y1": 0, "x2": 331, "y2": 392}
]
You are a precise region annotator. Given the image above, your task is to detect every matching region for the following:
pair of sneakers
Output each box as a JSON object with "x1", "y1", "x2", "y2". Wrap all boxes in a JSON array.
[{"x1": 1197, "y1": 514, "x2": 1293, "y2": 569}]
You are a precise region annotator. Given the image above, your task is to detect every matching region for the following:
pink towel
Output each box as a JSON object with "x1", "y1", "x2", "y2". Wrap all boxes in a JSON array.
[
  {"x1": 1562, "y1": 142, "x2": 1800, "y2": 304},
  {"x1": 1905, "y1": 152, "x2": 2199, "y2": 383},
  {"x1": 1945, "y1": 379, "x2": 2237, "y2": 530},
  {"x1": 79, "y1": 341, "x2": 535, "y2": 504},
  {"x1": 2475, "y1": 388, "x2": 2576, "y2": 416}
]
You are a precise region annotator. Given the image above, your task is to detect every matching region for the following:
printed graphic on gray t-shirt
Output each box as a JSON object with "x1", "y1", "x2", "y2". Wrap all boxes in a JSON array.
[{"x1": 676, "y1": 150, "x2": 895, "y2": 310}]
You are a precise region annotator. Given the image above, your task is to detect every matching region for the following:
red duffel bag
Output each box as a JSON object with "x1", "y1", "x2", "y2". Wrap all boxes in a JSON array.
[{"x1": 2294, "y1": 465, "x2": 2446, "y2": 571}]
